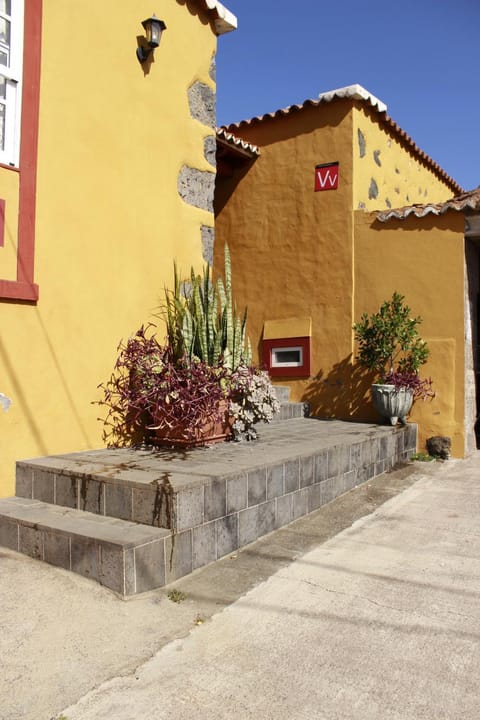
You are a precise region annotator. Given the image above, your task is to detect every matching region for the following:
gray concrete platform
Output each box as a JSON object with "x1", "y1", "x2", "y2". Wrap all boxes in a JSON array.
[{"x1": 1, "y1": 418, "x2": 417, "y2": 595}]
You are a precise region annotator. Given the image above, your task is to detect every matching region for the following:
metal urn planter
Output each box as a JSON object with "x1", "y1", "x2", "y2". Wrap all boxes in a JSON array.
[{"x1": 371, "y1": 384, "x2": 413, "y2": 426}]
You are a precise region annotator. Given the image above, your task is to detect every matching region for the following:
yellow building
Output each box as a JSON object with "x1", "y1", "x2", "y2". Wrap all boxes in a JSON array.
[
  {"x1": 215, "y1": 85, "x2": 479, "y2": 457},
  {"x1": 0, "y1": 0, "x2": 236, "y2": 496}
]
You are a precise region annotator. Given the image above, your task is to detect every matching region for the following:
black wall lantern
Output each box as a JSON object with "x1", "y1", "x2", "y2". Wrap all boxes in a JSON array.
[{"x1": 137, "y1": 14, "x2": 166, "y2": 63}]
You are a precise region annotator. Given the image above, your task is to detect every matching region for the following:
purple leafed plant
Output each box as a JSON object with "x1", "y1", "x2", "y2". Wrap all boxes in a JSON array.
[
  {"x1": 96, "y1": 325, "x2": 229, "y2": 447},
  {"x1": 383, "y1": 371, "x2": 435, "y2": 402}
]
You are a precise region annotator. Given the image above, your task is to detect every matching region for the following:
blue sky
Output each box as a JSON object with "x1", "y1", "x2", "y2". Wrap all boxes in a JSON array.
[{"x1": 216, "y1": 0, "x2": 479, "y2": 192}]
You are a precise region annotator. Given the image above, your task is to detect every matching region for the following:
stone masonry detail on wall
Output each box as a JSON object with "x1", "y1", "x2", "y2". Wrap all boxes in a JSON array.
[
  {"x1": 209, "y1": 52, "x2": 216, "y2": 83},
  {"x1": 177, "y1": 69, "x2": 217, "y2": 262},
  {"x1": 201, "y1": 225, "x2": 214, "y2": 265},
  {"x1": 188, "y1": 81, "x2": 216, "y2": 128},
  {"x1": 368, "y1": 178, "x2": 379, "y2": 200},
  {"x1": 204, "y1": 135, "x2": 216, "y2": 168},
  {"x1": 358, "y1": 129, "x2": 366, "y2": 158},
  {"x1": 178, "y1": 166, "x2": 215, "y2": 213}
]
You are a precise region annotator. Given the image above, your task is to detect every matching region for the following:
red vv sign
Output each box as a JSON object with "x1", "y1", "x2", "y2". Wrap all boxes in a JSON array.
[{"x1": 314, "y1": 162, "x2": 339, "y2": 191}]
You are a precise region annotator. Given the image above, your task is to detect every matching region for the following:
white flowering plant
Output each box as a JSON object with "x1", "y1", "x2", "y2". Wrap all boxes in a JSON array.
[{"x1": 228, "y1": 364, "x2": 280, "y2": 440}]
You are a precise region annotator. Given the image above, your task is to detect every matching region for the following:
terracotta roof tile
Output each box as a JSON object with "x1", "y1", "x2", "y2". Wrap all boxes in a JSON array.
[
  {"x1": 223, "y1": 84, "x2": 463, "y2": 195},
  {"x1": 377, "y1": 187, "x2": 480, "y2": 222}
]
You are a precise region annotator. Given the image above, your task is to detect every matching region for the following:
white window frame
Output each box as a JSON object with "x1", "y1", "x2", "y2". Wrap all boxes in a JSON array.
[
  {"x1": 0, "y1": 0, "x2": 23, "y2": 167},
  {"x1": 271, "y1": 346, "x2": 304, "y2": 368}
]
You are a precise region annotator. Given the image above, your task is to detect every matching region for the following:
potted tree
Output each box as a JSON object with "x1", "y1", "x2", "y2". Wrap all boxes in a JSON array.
[{"x1": 353, "y1": 292, "x2": 434, "y2": 425}]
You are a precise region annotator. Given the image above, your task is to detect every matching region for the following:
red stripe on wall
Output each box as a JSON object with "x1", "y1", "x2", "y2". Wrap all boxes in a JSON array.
[
  {"x1": 0, "y1": 0, "x2": 42, "y2": 302},
  {"x1": 0, "y1": 199, "x2": 5, "y2": 247}
]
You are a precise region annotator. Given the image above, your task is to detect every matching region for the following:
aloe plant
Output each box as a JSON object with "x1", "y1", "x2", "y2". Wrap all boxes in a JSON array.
[
  {"x1": 159, "y1": 245, "x2": 251, "y2": 370},
  {"x1": 164, "y1": 262, "x2": 186, "y2": 363}
]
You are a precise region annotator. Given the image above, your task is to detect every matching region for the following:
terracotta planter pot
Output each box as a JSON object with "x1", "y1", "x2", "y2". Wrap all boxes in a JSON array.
[
  {"x1": 152, "y1": 399, "x2": 232, "y2": 448},
  {"x1": 371, "y1": 384, "x2": 413, "y2": 426}
]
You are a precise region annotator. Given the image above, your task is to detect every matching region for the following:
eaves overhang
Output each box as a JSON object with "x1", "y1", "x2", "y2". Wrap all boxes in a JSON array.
[
  {"x1": 216, "y1": 127, "x2": 260, "y2": 159},
  {"x1": 191, "y1": 0, "x2": 237, "y2": 35}
]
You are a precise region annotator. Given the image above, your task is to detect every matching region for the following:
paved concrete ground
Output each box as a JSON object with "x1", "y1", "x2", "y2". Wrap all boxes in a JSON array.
[{"x1": 1, "y1": 453, "x2": 479, "y2": 720}]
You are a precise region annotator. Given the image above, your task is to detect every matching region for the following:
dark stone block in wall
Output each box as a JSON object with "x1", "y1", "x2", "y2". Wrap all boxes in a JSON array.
[
  {"x1": 204, "y1": 135, "x2": 216, "y2": 168},
  {"x1": 368, "y1": 178, "x2": 379, "y2": 200},
  {"x1": 201, "y1": 225, "x2": 214, "y2": 265},
  {"x1": 188, "y1": 81, "x2": 216, "y2": 128},
  {"x1": 209, "y1": 52, "x2": 216, "y2": 82},
  {"x1": 177, "y1": 165, "x2": 215, "y2": 213},
  {"x1": 358, "y1": 128, "x2": 366, "y2": 157}
]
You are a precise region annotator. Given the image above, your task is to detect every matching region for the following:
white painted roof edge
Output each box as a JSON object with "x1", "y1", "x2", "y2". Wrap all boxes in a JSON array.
[
  {"x1": 319, "y1": 84, "x2": 387, "y2": 114},
  {"x1": 203, "y1": 0, "x2": 237, "y2": 34}
]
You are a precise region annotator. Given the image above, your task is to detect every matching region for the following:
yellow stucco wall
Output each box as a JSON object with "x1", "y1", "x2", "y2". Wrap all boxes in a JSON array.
[
  {"x1": 353, "y1": 210, "x2": 466, "y2": 456},
  {"x1": 216, "y1": 98, "x2": 467, "y2": 456},
  {"x1": 215, "y1": 101, "x2": 356, "y2": 411},
  {"x1": 353, "y1": 104, "x2": 457, "y2": 211},
  {"x1": 0, "y1": 1, "x2": 218, "y2": 496}
]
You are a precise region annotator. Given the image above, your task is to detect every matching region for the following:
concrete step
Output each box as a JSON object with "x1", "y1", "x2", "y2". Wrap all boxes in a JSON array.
[
  {"x1": 273, "y1": 385, "x2": 290, "y2": 403},
  {"x1": 15, "y1": 419, "x2": 415, "y2": 536},
  {"x1": 272, "y1": 401, "x2": 306, "y2": 421},
  {"x1": 0, "y1": 496, "x2": 172, "y2": 596},
  {"x1": 5, "y1": 419, "x2": 417, "y2": 596}
]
